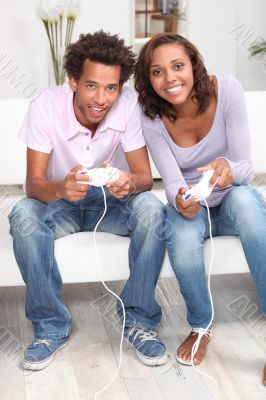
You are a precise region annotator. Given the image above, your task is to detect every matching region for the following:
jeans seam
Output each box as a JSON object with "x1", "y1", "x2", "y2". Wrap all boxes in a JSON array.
[
  {"x1": 82, "y1": 204, "x2": 128, "y2": 231},
  {"x1": 35, "y1": 319, "x2": 72, "y2": 339},
  {"x1": 48, "y1": 241, "x2": 54, "y2": 283},
  {"x1": 80, "y1": 199, "x2": 84, "y2": 227},
  {"x1": 49, "y1": 205, "x2": 79, "y2": 217},
  {"x1": 36, "y1": 331, "x2": 70, "y2": 340}
]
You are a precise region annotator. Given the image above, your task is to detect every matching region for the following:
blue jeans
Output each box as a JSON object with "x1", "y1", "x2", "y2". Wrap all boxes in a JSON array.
[
  {"x1": 165, "y1": 186, "x2": 266, "y2": 328},
  {"x1": 9, "y1": 188, "x2": 166, "y2": 339}
]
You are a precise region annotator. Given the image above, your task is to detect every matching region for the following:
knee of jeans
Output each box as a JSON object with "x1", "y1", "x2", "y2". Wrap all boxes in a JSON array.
[
  {"x1": 167, "y1": 231, "x2": 204, "y2": 274},
  {"x1": 227, "y1": 186, "x2": 264, "y2": 216},
  {"x1": 165, "y1": 207, "x2": 204, "y2": 243},
  {"x1": 166, "y1": 221, "x2": 204, "y2": 272},
  {"x1": 8, "y1": 197, "x2": 46, "y2": 237},
  {"x1": 227, "y1": 186, "x2": 266, "y2": 234},
  {"x1": 167, "y1": 222, "x2": 203, "y2": 252},
  {"x1": 128, "y1": 192, "x2": 165, "y2": 231}
]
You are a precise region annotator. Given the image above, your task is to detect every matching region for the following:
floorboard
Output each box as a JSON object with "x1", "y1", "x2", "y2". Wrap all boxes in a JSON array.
[{"x1": 0, "y1": 274, "x2": 265, "y2": 399}]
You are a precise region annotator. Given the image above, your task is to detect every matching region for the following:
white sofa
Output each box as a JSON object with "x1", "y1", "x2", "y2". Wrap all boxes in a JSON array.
[{"x1": 1, "y1": 92, "x2": 266, "y2": 287}]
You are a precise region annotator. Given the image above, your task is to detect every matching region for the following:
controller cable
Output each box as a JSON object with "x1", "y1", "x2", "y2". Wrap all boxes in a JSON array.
[
  {"x1": 92, "y1": 177, "x2": 220, "y2": 399},
  {"x1": 189, "y1": 180, "x2": 220, "y2": 399},
  {"x1": 93, "y1": 186, "x2": 126, "y2": 400}
]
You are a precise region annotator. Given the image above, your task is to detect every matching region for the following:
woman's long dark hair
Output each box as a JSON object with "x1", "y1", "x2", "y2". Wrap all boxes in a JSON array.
[{"x1": 134, "y1": 33, "x2": 214, "y2": 120}]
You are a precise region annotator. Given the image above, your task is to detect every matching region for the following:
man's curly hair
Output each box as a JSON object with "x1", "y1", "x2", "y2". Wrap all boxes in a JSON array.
[
  {"x1": 134, "y1": 33, "x2": 215, "y2": 120},
  {"x1": 64, "y1": 30, "x2": 136, "y2": 84}
]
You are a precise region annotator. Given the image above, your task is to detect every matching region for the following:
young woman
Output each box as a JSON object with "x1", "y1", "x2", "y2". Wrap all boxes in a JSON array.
[{"x1": 135, "y1": 33, "x2": 266, "y2": 367}]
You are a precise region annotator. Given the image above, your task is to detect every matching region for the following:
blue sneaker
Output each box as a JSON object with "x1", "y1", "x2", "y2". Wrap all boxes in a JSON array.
[
  {"x1": 23, "y1": 337, "x2": 69, "y2": 370},
  {"x1": 124, "y1": 327, "x2": 168, "y2": 366}
]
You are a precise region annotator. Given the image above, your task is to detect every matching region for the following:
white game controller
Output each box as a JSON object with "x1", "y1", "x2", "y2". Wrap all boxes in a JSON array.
[
  {"x1": 77, "y1": 167, "x2": 120, "y2": 187},
  {"x1": 182, "y1": 169, "x2": 216, "y2": 201}
]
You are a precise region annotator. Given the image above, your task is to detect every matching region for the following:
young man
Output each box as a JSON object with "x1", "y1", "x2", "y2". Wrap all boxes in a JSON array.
[{"x1": 9, "y1": 31, "x2": 167, "y2": 370}]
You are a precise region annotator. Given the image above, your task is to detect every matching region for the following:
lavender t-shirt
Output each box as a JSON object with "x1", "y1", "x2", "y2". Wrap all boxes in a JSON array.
[{"x1": 142, "y1": 75, "x2": 253, "y2": 209}]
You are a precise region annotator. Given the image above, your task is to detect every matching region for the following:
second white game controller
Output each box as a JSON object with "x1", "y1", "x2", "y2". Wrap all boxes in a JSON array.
[
  {"x1": 77, "y1": 167, "x2": 120, "y2": 187},
  {"x1": 182, "y1": 169, "x2": 216, "y2": 201}
]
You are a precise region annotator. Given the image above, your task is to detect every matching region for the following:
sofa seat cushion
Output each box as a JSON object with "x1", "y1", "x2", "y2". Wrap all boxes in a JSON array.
[{"x1": 0, "y1": 228, "x2": 249, "y2": 287}]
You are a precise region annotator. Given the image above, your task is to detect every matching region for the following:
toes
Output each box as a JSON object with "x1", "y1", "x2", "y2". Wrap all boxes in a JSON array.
[
  {"x1": 193, "y1": 357, "x2": 201, "y2": 365},
  {"x1": 183, "y1": 353, "x2": 191, "y2": 363},
  {"x1": 193, "y1": 351, "x2": 203, "y2": 365},
  {"x1": 177, "y1": 345, "x2": 187, "y2": 358},
  {"x1": 176, "y1": 331, "x2": 210, "y2": 365},
  {"x1": 177, "y1": 347, "x2": 186, "y2": 357},
  {"x1": 177, "y1": 348, "x2": 192, "y2": 363}
]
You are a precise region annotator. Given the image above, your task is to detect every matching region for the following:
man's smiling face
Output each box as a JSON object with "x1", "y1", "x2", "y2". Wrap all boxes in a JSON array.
[{"x1": 70, "y1": 59, "x2": 121, "y2": 132}]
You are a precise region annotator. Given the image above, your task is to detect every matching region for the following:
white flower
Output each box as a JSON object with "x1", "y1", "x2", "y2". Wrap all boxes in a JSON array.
[
  {"x1": 37, "y1": 0, "x2": 79, "y2": 85},
  {"x1": 37, "y1": 0, "x2": 65, "y2": 22},
  {"x1": 66, "y1": 0, "x2": 81, "y2": 19}
]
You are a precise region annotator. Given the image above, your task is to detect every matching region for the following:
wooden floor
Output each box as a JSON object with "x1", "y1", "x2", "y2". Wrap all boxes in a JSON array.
[{"x1": 0, "y1": 274, "x2": 265, "y2": 400}]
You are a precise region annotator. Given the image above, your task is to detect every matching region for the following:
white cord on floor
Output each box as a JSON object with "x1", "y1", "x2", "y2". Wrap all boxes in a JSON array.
[
  {"x1": 93, "y1": 186, "x2": 126, "y2": 400},
  {"x1": 92, "y1": 182, "x2": 219, "y2": 399},
  {"x1": 190, "y1": 182, "x2": 219, "y2": 399}
]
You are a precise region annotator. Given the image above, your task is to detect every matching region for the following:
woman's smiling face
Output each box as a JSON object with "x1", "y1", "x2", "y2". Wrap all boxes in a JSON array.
[{"x1": 149, "y1": 43, "x2": 194, "y2": 107}]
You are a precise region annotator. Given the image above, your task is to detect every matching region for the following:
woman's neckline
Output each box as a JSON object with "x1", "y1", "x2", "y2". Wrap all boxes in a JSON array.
[{"x1": 160, "y1": 75, "x2": 220, "y2": 151}]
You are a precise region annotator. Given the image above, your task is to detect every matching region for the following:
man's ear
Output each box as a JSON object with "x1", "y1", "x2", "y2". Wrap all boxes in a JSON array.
[
  {"x1": 118, "y1": 84, "x2": 123, "y2": 94},
  {"x1": 68, "y1": 75, "x2": 78, "y2": 92}
]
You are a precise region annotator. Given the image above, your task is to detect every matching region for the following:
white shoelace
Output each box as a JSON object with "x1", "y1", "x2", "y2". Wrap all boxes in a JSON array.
[
  {"x1": 33, "y1": 339, "x2": 51, "y2": 346},
  {"x1": 127, "y1": 328, "x2": 159, "y2": 344}
]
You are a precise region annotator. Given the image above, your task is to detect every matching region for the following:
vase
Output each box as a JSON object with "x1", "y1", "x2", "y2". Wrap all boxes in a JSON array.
[{"x1": 47, "y1": 45, "x2": 66, "y2": 87}]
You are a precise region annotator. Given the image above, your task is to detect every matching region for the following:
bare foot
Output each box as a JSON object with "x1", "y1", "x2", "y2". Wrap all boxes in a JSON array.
[
  {"x1": 263, "y1": 364, "x2": 266, "y2": 386},
  {"x1": 176, "y1": 329, "x2": 212, "y2": 365}
]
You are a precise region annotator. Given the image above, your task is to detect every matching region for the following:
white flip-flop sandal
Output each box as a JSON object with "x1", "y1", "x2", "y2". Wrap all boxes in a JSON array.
[{"x1": 176, "y1": 328, "x2": 212, "y2": 366}]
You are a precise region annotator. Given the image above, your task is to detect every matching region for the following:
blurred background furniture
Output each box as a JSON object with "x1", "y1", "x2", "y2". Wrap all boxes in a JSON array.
[
  {"x1": 150, "y1": 13, "x2": 178, "y2": 35},
  {"x1": 135, "y1": 0, "x2": 179, "y2": 38}
]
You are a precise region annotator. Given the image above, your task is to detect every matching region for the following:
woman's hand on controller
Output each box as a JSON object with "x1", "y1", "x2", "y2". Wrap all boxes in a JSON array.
[
  {"x1": 197, "y1": 158, "x2": 234, "y2": 188},
  {"x1": 176, "y1": 187, "x2": 201, "y2": 219}
]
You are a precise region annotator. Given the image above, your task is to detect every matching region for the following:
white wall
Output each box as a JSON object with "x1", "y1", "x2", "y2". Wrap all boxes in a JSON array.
[
  {"x1": 0, "y1": 0, "x2": 133, "y2": 98},
  {"x1": 188, "y1": 0, "x2": 266, "y2": 90},
  {"x1": 0, "y1": 0, "x2": 266, "y2": 98},
  {"x1": 235, "y1": 0, "x2": 266, "y2": 90}
]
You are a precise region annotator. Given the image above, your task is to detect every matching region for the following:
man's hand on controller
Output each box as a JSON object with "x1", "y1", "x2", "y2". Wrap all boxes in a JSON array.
[
  {"x1": 100, "y1": 161, "x2": 134, "y2": 199},
  {"x1": 106, "y1": 170, "x2": 133, "y2": 199},
  {"x1": 176, "y1": 187, "x2": 201, "y2": 219},
  {"x1": 197, "y1": 158, "x2": 234, "y2": 188},
  {"x1": 57, "y1": 164, "x2": 91, "y2": 201}
]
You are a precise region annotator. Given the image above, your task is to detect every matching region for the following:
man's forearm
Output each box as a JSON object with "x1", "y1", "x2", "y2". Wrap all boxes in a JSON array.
[
  {"x1": 129, "y1": 171, "x2": 153, "y2": 194},
  {"x1": 26, "y1": 177, "x2": 62, "y2": 203}
]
